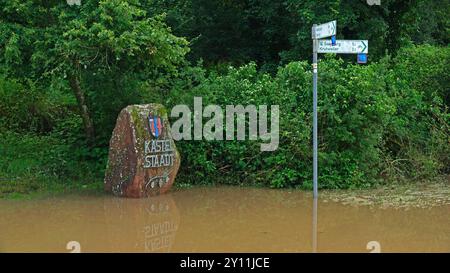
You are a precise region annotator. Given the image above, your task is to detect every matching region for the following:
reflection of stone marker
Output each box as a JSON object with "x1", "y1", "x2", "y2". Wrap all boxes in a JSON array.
[
  {"x1": 101, "y1": 193, "x2": 180, "y2": 252},
  {"x1": 104, "y1": 104, "x2": 180, "y2": 198}
]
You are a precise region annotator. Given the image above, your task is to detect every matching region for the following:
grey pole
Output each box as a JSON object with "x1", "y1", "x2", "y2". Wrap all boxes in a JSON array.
[{"x1": 312, "y1": 25, "x2": 318, "y2": 198}]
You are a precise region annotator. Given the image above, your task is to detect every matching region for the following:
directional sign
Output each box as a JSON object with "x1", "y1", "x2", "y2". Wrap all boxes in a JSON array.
[
  {"x1": 318, "y1": 39, "x2": 368, "y2": 54},
  {"x1": 313, "y1": 20, "x2": 336, "y2": 39}
]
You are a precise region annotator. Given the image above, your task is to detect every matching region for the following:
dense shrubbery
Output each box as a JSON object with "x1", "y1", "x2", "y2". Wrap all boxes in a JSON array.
[
  {"x1": 0, "y1": 0, "x2": 189, "y2": 195},
  {"x1": 0, "y1": 1, "x2": 448, "y2": 194},
  {"x1": 0, "y1": 78, "x2": 104, "y2": 195},
  {"x1": 148, "y1": 0, "x2": 449, "y2": 68},
  {"x1": 0, "y1": 45, "x2": 448, "y2": 192},
  {"x1": 168, "y1": 46, "x2": 448, "y2": 189},
  {"x1": 382, "y1": 46, "x2": 449, "y2": 180}
]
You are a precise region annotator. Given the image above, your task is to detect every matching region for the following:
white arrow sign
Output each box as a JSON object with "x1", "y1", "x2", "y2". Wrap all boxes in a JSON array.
[
  {"x1": 318, "y1": 39, "x2": 368, "y2": 54},
  {"x1": 313, "y1": 20, "x2": 336, "y2": 39}
]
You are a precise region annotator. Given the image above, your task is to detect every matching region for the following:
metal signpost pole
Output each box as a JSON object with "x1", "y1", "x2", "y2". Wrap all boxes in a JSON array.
[
  {"x1": 309, "y1": 21, "x2": 368, "y2": 253},
  {"x1": 311, "y1": 19, "x2": 366, "y2": 198},
  {"x1": 312, "y1": 25, "x2": 318, "y2": 199}
]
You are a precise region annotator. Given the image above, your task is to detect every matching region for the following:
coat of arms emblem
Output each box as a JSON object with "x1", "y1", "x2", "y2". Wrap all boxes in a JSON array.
[{"x1": 148, "y1": 115, "x2": 163, "y2": 138}]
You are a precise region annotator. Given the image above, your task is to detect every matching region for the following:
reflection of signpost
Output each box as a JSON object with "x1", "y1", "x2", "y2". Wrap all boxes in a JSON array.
[
  {"x1": 311, "y1": 21, "x2": 369, "y2": 198},
  {"x1": 312, "y1": 196, "x2": 318, "y2": 253}
]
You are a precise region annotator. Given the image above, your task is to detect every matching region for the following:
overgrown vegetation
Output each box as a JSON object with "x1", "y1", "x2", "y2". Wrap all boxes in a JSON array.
[
  {"x1": 0, "y1": 1, "x2": 448, "y2": 196},
  {"x1": 169, "y1": 46, "x2": 449, "y2": 189},
  {"x1": 148, "y1": 0, "x2": 449, "y2": 69}
]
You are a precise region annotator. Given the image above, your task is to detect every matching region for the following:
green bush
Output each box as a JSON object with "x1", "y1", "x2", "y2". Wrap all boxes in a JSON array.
[
  {"x1": 0, "y1": 77, "x2": 106, "y2": 194},
  {"x1": 381, "y1": 45, "x2": 449, "y2": 180},
  {"x1": 0, "y1": 45, "x2": 448, "y2": 192},
  {"x1": 0, "y1": 77, "x2": 59, "y2": 133},
  {"x1": 170, "y1": 46, "x2": 448, "y2": 189},
  {"x1": 168, "y1": 60, "x2": 388, "y2": 188}
]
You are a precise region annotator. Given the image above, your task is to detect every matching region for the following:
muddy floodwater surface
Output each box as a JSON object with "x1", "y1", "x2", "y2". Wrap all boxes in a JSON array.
[{"x1": 0, "y1": 186, "x2": 449, "y2": 252}]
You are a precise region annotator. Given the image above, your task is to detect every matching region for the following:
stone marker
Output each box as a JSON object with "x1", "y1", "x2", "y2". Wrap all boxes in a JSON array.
[{"x1": 104, "y1": 104, "x2": 180, "y2": 198}]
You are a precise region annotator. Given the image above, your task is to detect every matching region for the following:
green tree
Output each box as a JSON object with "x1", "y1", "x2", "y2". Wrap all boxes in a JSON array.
[
  {"x1": 147, "y1": 0, "x2": 448, "y2": 67},
  {"x1": 0, "y1": 0, "x2": 189, "y2": 143}
]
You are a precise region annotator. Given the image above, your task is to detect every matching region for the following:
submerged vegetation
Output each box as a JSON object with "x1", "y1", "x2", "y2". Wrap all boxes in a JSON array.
[
  {"x1": 0, "y1": 1, "x2": 448, "y2": 197},
  {"x1": 322, "y1": 176, "x2": 450, "y2": 209}
]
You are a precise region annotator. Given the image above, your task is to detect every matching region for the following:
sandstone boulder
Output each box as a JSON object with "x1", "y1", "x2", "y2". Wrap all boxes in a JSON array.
[{"x1": 104, "y1": 104, "x2": 180, "y2": 198}]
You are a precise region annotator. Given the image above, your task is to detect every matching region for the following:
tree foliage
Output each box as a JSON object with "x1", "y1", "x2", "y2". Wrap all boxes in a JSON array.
[
  {"x1": 0, "y1": 1, "x2": 448, "y2": 193},
  {"x1": 0, "y1": 0, "x2": 189, "y2": 143},
  {"x1": 149, "y1": 0, "x2": 449, "y2": 68},
  {"x1": 167, "y1": 46, "x2": 448, "y2": 188}
]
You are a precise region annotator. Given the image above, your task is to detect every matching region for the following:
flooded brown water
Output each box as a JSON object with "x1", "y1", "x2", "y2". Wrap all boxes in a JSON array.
[{"x1": 0, "y1": 186, "x2": 449, "y2": 253}]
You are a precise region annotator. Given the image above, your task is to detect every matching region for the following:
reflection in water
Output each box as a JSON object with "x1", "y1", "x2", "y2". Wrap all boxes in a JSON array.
[
  {"x1": 312, "y1": 197, "x2": 318, "y2": 253},
  {"x1": 102, "y1": 194, "x2": 180, "y2": 252},
  {"x1": 0, "y1": 186, "x2": 449, "y2": 252},
  {"x1": 0, "y1": 194, "x2": 179, "y2": 252},
  {"x1": 143, "y1": 200, "x2": 178, "y2": 252}
]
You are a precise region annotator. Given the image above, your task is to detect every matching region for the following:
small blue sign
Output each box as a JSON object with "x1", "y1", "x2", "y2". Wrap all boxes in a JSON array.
[
  {"x1": 357, "y1": 53, "x2": 367, "y2": 64},
  {"x1": 331, "y1": 35, "x2": 336, "y2": 46}
]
